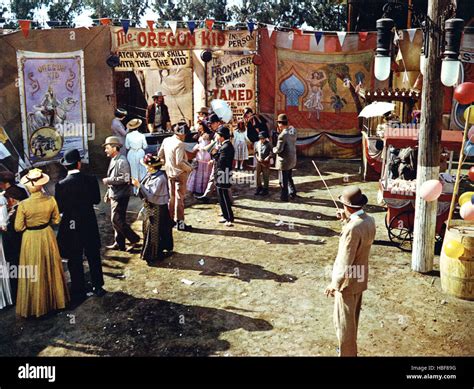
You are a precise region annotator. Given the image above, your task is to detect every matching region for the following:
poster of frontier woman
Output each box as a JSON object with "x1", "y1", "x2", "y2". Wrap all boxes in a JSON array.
[{"x1": 16, "y1": 50, "x2": 88, "y2": 165}]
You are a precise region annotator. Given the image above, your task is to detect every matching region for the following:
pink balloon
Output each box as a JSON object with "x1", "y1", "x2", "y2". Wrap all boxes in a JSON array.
[
  {"x1": 420, "y1": 180, "x2": 443, "y2": 201},
  {"x1": 469, "y1": 126, "x2": 474, "y2": 142},
  {"x1": 460, "y1": 201, "x2": 474, "y2": 221}
]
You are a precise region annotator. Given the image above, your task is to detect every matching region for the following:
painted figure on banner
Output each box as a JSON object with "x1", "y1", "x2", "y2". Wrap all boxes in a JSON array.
[{"x1": 304, "y1": 70, "x2": 326, "y2": 121}]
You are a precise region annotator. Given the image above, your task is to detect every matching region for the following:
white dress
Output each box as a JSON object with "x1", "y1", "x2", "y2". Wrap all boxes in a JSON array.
[
  {"x1": 233, "y1": 130, "x2": 250, "y2": 161},
  {"x1": 0, "y1": 195, "x2": 12, "y2": 309},
  {"x1": 126, "y1": 131, "x2": 148, "y2": 192}
]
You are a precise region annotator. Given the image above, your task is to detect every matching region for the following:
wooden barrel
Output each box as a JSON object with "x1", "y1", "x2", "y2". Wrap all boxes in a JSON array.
[{"x1": 440, "y1": 221, "x2": 474, "y2": 300}]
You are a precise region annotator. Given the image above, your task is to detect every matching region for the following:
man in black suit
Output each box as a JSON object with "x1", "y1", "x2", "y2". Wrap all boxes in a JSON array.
[
  {"x1": 213, "y1": 126, "x2": 235, "y2": 227},
  {"x1": 55, "y1": 149, "x2": 106, "y2": 303}
]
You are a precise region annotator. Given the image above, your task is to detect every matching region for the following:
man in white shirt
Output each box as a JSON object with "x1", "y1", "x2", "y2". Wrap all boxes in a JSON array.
[{"x1": 158, "y1": 122, "x2": 193, "y2": 231}]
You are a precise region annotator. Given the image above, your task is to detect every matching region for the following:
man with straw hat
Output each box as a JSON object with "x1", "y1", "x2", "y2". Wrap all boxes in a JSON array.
[
  {"x1": 102, "y1": 136, "x2": 140, "y2": 251},
  {"x1": 325, "y1": 185, "x2": 376, "y2": 357}
]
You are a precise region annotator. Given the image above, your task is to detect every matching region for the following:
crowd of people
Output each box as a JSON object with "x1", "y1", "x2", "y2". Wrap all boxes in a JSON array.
[{"x1": 0, "y1": 91, "x2": 377, "y2": 357}]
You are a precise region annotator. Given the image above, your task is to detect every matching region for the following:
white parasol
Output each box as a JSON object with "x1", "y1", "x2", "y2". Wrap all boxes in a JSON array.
[
  {"x1": 210, "y1": 99, "x2": 233, "y2": 123},
  {"x1": 358, "y1": 102, "x2": 395, "y2": 118}
]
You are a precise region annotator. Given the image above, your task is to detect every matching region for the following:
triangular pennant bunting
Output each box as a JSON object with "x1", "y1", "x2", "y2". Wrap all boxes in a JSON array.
[
  {"x1": 168, "y1": 21, "x2": 177, "y2": 35},
  {"x1": 206, "y1": 19, "x2": 214, "y2": 30},
  {"x1": 121, "y1": 19, "x2": 130, "y2": 34},
  {"x1": 19, "y1": 20, "x2": 30, "y2": 38},
  {"x1": 407, "y1": 28, "x2": 417, "y2": 42},
  {"x1": 146, "y1": 20, "x2": 155, "y2": 31},
  {"x1": 99, "y1": 18, "x2": 111, "y2": 26},
  {"x1": 267, "y1": 24, "x2": 275, "y2": 38},
  {"x1": 403, "y1": 71, "x2": 409, "y2": 83},
  {"x1": 187, "y1": 20, "x2": 196, "y2": 34},
  {"x1": 315, "y1": 31, "x2": 323, "y2": 45},
  {"x1": 337, "y1": 31, "x2": 346, "y2": 48},
  {"x1": 247, "y1": 21, "x2": 255, "y2": 35},
  {"x1": 358, "y1": 31, "x2": 368, "y2": 42}
]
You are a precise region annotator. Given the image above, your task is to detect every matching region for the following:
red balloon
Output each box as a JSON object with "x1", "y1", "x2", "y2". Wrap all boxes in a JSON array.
[
  {"x1": 454, "y1": 82, "x2": 474, "y2": 105},
  {"x1": 469, "y1": 166, "x2": 474, "y2": 181}
]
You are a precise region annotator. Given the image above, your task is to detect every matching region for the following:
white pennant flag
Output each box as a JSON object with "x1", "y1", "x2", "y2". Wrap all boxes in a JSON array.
[
  {"x1": 403, "y1": 71, "x2": 409, "y2": 83},
  {"x1": 337, "y1": 31, "x2": 347, "y2": 48},
  {"x1": 267, "y1": 24, "x2": 275, "y2": 38},
  {"x1": 407, "y1": 28, "x2": 417, "y2": 42},
  {"x1": 168, "y1": 21, "x2": 177, "y2": 35}
]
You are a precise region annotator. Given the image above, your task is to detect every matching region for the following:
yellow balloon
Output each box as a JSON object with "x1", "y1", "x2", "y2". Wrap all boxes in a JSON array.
[
  {"x1": 464, "y1": 105, "x2": 474, "y2": 124},
  {"x1": 459, "y1": 191, "x2": 474, "y2": 207},
  {"x1": 443, "y1": 240, "x2": 465, "y2": 259}
]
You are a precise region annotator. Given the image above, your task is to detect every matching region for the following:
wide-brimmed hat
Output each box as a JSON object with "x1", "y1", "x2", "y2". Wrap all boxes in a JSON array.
[
  {"x1": 140, "y1": 153, "x2": 163, "y2": 169},
  {"x1": 20, "y1": 168, "x2": 50, "y2": 187},
  {"x1": 126, "y1": 118, "x2": 142, "y2": 130},
  {"x1": 60, "y1": 148, "x2": 81, "y2": 166},
  {"x1": 198, "y1": 106, "x2": 209, "y2": 115},
  {"x1": 217, "y1": 126, "x2": 231, "y2": 139},
  {"x1": 102, "y1": 136, "x2": 123, "y2": 148},
  {"x1": 152, "y1": 91, "x2": 165, "y2": 98},
  {"x1": 338, "y1": 186, "x2": 368, "y2": 208},
  {"x1": 277, "y1": 113, "x2": 288, "y2": 123},
  {"x1": 115, "y1": 108, "x2": 127, "y2": 118},
  {"x1": 209, "y1": 113, "x2": 221, "y2": 124}
]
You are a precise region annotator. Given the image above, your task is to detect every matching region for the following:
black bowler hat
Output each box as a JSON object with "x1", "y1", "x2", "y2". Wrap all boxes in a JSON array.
[
  {"x1": 217, "y1": 126, "x2": 230, "y2": 139},
  {"x1": 209, "y1": 113, "x2": 221, "y2": 124},
  {"x1": 61, "y1": 148, "x2": 81, "y2": 166}
]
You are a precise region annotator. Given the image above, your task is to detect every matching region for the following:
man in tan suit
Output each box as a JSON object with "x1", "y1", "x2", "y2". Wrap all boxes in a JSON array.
[
  {"x1": 158, "y1": 122, "x2": 193, "y2": 231},
  {"x1": 325, "y1": 186, "x2": 376, "y2": 356}
]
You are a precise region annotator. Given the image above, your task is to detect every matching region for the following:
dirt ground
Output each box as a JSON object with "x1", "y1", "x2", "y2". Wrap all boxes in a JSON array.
[{"x1": 0, "y1": 158, "x2": 473, "y2": 356}]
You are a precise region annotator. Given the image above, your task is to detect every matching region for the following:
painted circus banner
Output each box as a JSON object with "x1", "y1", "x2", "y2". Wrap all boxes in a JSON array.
[
  {"x1": 16, "y1": 50, "x2": 88, "y2": 165},
  {"x1": 207, "y1": 54, "x2": 256, "y2": 119},
  {"x1": 115, "y1": 50, "x2": 192, "y2": 71},
  {"x1": 111, "y1": 28, "x2": 256, "y2": 52}
]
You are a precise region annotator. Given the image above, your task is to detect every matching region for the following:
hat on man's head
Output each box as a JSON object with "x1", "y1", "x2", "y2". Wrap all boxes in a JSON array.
[
  {"x1": 126, "y1": 118, "x2": 142, "y2": 130},
  {"x1": 208, "y1": 113, "x2": 222, "y2": 124},
  {"x1": 258, "y1": 131, "x2": 268, "y2": 139},
  {"x1": 114, "y1": 108, "x2": 127, "y2": 118},
  {"x1": 102, "y1": 136, "x2": 123, "y2": 148},
  {"x1": 243, "y1": 107, "x2": 253, "y2": 116},
  {"x1": 217, "y1": 126, "x2": 231, "y2": 139},
  {"x1": 338, "y1": 186, "x2": 368, "y2": 209},
  {"x1": 152, "y1": 91, "x2": 165, "y2": 98},
  {"x1": 60, "y1": 148, "x2": 81, "y2": 166},
  {"x1": 0, "y1": 171, "x2": 16, "y2": 184},
  {"x1": 4, "y1": 185, "x2": 28, "y2": 201},
  {"x1": 20, "y1": 168, "x2": 50, "y2": 188},
  {"x1": 277, "y1": 113, "x2": 288, "y2": 124},
  {"x1": 141, "y1": 153, "x2": 163, "y2": 169},
  {"x1": 198, "y1": 107, "x2": 210, "y2": 115}
]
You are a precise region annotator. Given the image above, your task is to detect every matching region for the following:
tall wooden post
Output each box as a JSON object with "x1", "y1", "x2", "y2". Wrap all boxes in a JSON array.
[{"x1": 412, "y1": 0, "x2": 453, "y2": 273}]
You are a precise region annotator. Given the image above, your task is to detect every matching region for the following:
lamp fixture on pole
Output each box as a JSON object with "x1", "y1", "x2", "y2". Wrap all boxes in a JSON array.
[
  {"x1": 374, "y1": 18, "x2": 394, "y2": 81},
  {"x1": 440, "y1": 18, "x2": 464, "y2": 87}
]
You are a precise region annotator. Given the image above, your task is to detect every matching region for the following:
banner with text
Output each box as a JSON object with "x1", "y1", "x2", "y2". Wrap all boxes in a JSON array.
[
  {"x1": 116, "y1": 50, "x2": 192, "y2": 71},
  {"x1": 207, "y1": 54, "x2": 256, "y2": 119},
  {"x1": 111, "y1": 27, "x2": 256, "y2": 52}
]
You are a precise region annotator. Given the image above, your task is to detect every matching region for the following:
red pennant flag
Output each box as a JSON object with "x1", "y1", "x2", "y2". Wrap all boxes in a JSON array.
[
  {"x1": 206, "y1": 19, "x2": 214, "y2": 30},
  {"x1": 147, "y1": 20, "x2": 155, "y2": 31},
  {"x1": 359, "y1": 31, "x2": 369, "y2": 42},
  {"x1": 19, "y1": 20, "x2": 31, "y2": 38},
  {"x1": 99, "y1": 18, "x2": 111, "y2": 26},
  {"x1": 293, "y1": 28, "x2": 302, "y2": 36}
]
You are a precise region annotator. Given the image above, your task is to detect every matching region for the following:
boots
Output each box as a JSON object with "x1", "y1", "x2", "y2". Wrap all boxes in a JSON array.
[{"x1": 254, "y1": 186, "x2": 262, "y2": 196}]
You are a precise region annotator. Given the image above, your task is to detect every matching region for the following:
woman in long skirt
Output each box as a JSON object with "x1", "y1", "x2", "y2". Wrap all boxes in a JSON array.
[
  {"x1": 0, "y1": 193, "x2": 13, "y2": 310},
  {"x1": 15, "y1": 169, "x2": 69, "y2": 318},
  {"x1": 125, "y1": 118, "x2": 147, "y2": 194},
  {"x1": 132, "y1": 154, "x2": 173, "y2": 265},
  {"x1": 187, "y1": 122, "x2": 212, "y2": 195}
]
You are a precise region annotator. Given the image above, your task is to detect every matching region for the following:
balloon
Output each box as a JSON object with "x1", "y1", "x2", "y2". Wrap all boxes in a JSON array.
[
  {"x1": 443, "y1": 240, "x2": 465, "y2": 259},
  {"x1": 463, "y1": 105, "x2": 474, "y2": 124},
  {"x1": 468, "y1": 126, "x2": 474, "y2": 142},
  {"x1": 460, "y1": 201, "x2": 474, "y2": 221},
  {"x1": 469, "y1": 167, "x2": 474, "y2": 181},
  {"x1": 459, "y1": 191, "x2": 474, "y2": 207},
  {"x1": 453, "y1": 82, "x2": 474, "y2": 105},
  {"x1": 465, "y1": 141, "x2": 474, "y2": 157},
  {"x1": 419, "y1": 180, "x2": 443, "y2": 201}
]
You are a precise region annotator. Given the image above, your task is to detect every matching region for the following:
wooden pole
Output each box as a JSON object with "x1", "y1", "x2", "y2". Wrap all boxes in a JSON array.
[
  {"x1": 446, "y1": 105, "x2": 471, "y2": 229},
  {"x1": 412, "y1": 0, "x2": 452, "y2": 273}
]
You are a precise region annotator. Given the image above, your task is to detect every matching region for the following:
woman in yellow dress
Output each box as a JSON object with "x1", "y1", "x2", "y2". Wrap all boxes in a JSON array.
[{"x1": 15, "y1": 168, "x2": 69, "y2": 318}]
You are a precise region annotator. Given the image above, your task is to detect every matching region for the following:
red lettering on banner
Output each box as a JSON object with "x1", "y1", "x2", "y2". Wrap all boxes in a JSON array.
[
  {"x1": 201, "y1": 31, "x2": 211, "y2": 46},
  {"x1": 168, "y1": 33, "x2": 176, "y2": 46},
  {"x1": 217, "y1": 32, "x2": 225, "y2": 46},
  {"x1": 137, "y1": 32, "x2": 147, "y2": 46},
  {"x1": 158, "y1": 32, "x2": 167, "y2": 47},
  {"x1": 148, "y1": 32, "x2": 157, "y2": 47},
  {"x1": 213, "y1": 89, "x2": 254, "y2": 101}
]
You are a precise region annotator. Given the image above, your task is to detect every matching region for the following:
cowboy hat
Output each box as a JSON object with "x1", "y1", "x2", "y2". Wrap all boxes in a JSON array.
[
  {"x1": 20, "y1": 168, "x2": 50, "y2": 187},
  {"x1": 338, "y1": 186, "x2": 368, "y2": 208},
  {"x1": 152, "y1": 91, "x2": 165, "y2": 98},
  {"x1": 60, "y1": 148, "x2": 81, "y2": 166},
  {"x1": 198, "y1": 106, "x2": 210, "y2": 115},
  {"x1": 277, "y1": 113, "x2": 288, "y2": 123},
  {"x1": 217, "y1": 126, "x2": 231, "y2": 139},
  {"x1": 126, "y1": 118, "x2": 142, "y2": 130},
  {"x1": 102, "y1": 136, "x2": 123, "y2": 148},
  {"x1": 140, "y1": 153, "x2": 163, "y2": 169}
]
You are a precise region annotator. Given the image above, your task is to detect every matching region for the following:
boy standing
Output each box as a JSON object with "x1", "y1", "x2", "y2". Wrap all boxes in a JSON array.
[{"x1": 254, "y1": 132, "x2": 272, "y2": 196}]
